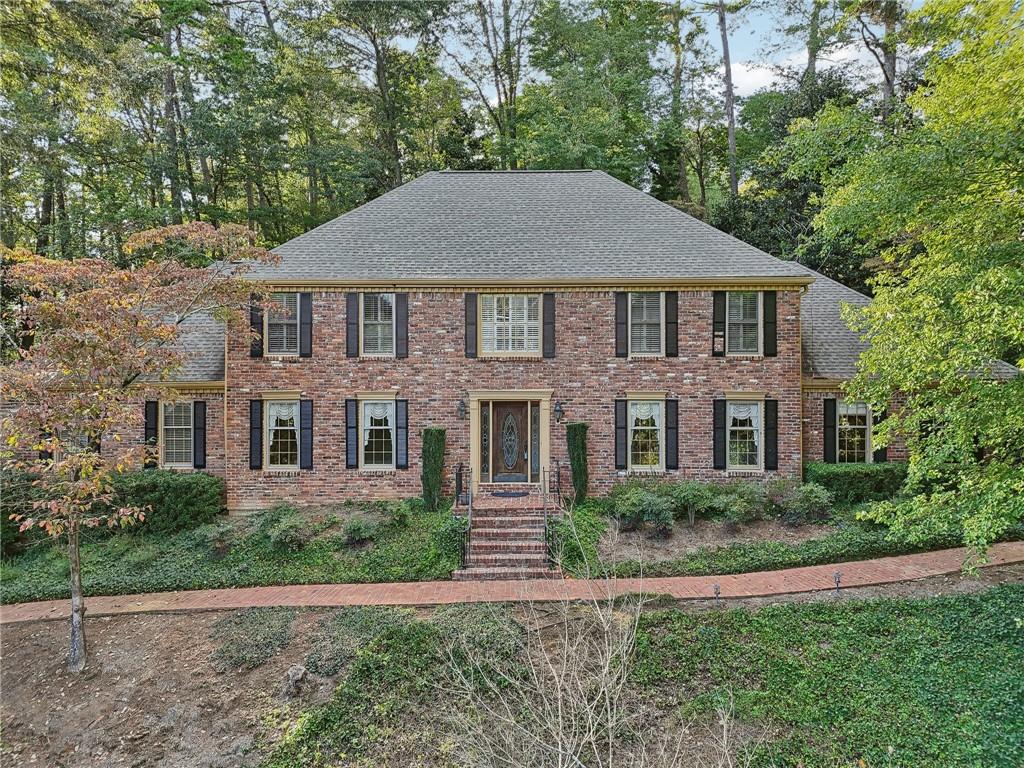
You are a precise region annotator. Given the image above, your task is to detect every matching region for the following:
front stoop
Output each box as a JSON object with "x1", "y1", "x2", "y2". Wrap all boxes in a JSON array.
[{"x1": 453, "y1": 495, "x2": 563, "y2": 581}]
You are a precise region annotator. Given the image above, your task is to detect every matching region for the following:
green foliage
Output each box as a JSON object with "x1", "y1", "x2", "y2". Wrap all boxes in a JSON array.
[
  {"x1": 766, "y1": 479, "x2": 834, "y2": 525},
  {"x1": 565, "y1": 421, "x2": 589, "y2": 503},
  {"x1": 667, "y1": 480, "x2": 716, "y2": 526},
  {"x1": 210, "y1": 607, "x2": 296, "y2": 672},
  {"x1": 1, "y1": 499, "x2": 459, "y2": 604},
  {"x1": 305, "y1": 606, "x2": 415, "y2": 677},
  {"x1": 709, "y1": 480, "x2": 767, "y2": 530},
  {"x1": 342, "y1": 517, "x2": 375, "y2": 546},
  {"x1": 112, "y1": 470, "x2": 224, "y2": 534},
  {"x1": 610, "y1": 482, "x2": 674, "y2": 535},
  {"x1": 0, "y1": 469, "x2": 42, "y2": 557},
  {"x1": 551, "y1": 501, "x2": 607, "y2": 576},
  {"x1": 634, "y1": 586, "x2": 1024, "y2": 766},
  {"x1": 257, "y1": 504, "x2": 310, "y2": 554},
  {"x1": 430, "y1": 514, "x2": 468, "y2": 568},
  {"x1": 420, "y1": 427, "x2": 446, "y2": 512},
  {"x1": 804, "y1": 461, "x2": 908, "y2": 506}
]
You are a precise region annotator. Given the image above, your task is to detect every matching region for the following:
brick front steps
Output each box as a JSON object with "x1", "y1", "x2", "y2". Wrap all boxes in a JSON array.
[
  {"x1": 4, "y1": 542, "x2": 1022, "y2": 625},
  {"x1": 453, "y1": 491, "x2": 562, "y2": 581}
]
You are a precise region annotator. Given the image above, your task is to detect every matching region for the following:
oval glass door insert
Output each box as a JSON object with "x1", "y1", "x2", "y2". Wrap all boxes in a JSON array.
[{"x1": 502, "y1": 413, "x2": 519, "y2": 469}]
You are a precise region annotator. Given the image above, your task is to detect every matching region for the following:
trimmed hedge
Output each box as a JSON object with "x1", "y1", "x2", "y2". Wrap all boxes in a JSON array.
[
  {"x1": 112, "y1": 470, "x2": 224, "y2": 533},
  {"x1": 566, "y1": 422, "x2": 589, "y2": 503},
  {"x1": 804, "y1": 461, "x2": 907, "y2": 505},
  {"x1": 421, "y1": 427, "x2": 446, "y2": 511}
]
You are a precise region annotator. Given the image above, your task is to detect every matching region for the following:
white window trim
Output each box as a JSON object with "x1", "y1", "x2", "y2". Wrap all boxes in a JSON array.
[
  {"x1": 479, "y1": 293, "x2": 542, "y2": 357},
  {"x1": 627, "y1": 399, "x2": 664, "y2": 472},
  {"x1": 725, "y1": 291, "x2": 762, "y2": 357},
  {"x1": 837, "y1": 401, "x2": 873, "y2": 464},
  {"x1": 726, "y1": 400, "x2": 763, "y2": 472},
  {"x1": 265, "y1": 398, "x2": 300, "y2": 470},
  {"x1": 359, "y1": 292, "x2": 396, "y2": 358},
  {"x1": 627, "y1": 291, "x2": 665, "y2": 357},
  {"x1": 265, "y1": 292, "x2": 301, "y2": 356},
  {"x1": 359, "y1": 398, "x2": 396, "y2": 471},
  {"x1": 160, "y1": 401, "x2": 193, "y2": 469}
]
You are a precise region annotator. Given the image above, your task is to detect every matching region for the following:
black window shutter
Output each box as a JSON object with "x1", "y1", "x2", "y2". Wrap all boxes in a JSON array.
[
  {"x1": 193, "y1": 401, "x2": 207, "y2": 469},
  {"x1": 299, "y1": 292, "x2": 313, "y2": 358},
  {"x1": 395, "y1": 293, "x2": 409, "y2": 359},
  {"x1": 543, "y1": 293, "x2": 556, "y2": 358},
  {"x1": 346, "y1": 293, "x2": 359, "y2": 358},
  {"x1": 38, "y1": 430, "x2": 53, "y2": 461},
  {"x1": 144, "y1": 400, "x2": 159, "y2": 468},
  {"x1": 614, "y1": 399, "x2": 627, "y2": 469},
  {"x1": 763, "y1": 291, "x2": 777, "y2": 357},
  {"x1": 249, "y1": 400, "x2": 263, "y2": 470},
  {"x1": 249, "y1": 294, "x2": 264, "y2": 358},
  {"x1": 299, "y1": 399, "x2": 313, "y2": 470},
  {"x1": 823, "y1": 398, "x2": 837, "y2": 463},
  {"x1": 713, "y1": 399, "x2": 727, "y2": 469},
  {"x1": 465, "y1": 293, "x2": 478, "y2": 358},
  {"x1": 89, "y1": 431, "x2": 102, "y2": 455},
  {"x1": 615, "y1": 292, "x2": 628, "y2": 357},
  {"x1": 346, "y1": 398, "x2": 359, "y2": 468},
  {"x1": 765, "y1": 398, "x2": 778, "y2": 470},
  {"x1": 665, "y1": 291, "x2": 679, "y2": 357},
  {"x1": 395, "y1": 399, "x2": 409, "y2": 469},
  {"x1": 873, "y1": 409, "x2": 888, "y2": 463},
  {"x1": 712, "y1": 291, "x2": 726, "y2": 357},
  {"x1": 665, "y1": 399, "x2": 679, "y2": 470}
]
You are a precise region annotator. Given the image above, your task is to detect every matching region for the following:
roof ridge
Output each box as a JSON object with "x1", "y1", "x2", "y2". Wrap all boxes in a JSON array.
[{"x1": 437, "y1": 169, "x2": 595, "y2": 174}]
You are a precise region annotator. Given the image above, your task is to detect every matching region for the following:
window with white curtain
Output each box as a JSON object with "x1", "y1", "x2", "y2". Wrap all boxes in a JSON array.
[
  {"x1": 361, "y1": 293, "x2": 395, "y2": 355},
  {"x1": 480, "y1": 294, "x2": 540, "y2": 354},
  {"x1": 726, "y1": 291, "x2": 760, "y2": 354},
  {"x1": 362, "y1": 401, "x2": 395, "y2": 468},
  {"x1": 267, "y1": 292, "x2": 299, "y2": 354},
  {"x1": 161, "y1": 402, "x2": 193, "y2": 466},
  {"x1": 629, "y1": 292, "x2": 663, "y2": 355},
  {"x1": 727, "y1": 401, "x2": 761, "y2": 470},
  {"x1": 267, "y1": 400, "x2": 299, "y2": 468},
  {"x1": 629, "y1": 400, "x2": 663, "y2": 470},
  {"x1": 838, "y1": 402, "x2": 871, "y2": 463}
]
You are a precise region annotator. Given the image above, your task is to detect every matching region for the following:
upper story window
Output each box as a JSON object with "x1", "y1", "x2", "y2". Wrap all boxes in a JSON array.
[
  {"x1": 726, "y1": 291, "x2": 760, "y2": 354},
  {"x1": 727, "y1": 401, "x2": 761, "y2": 470},
  {"x1": 838, "y1": 402, "x2": 871, "y2": 463},
  {"x1": 629, "y1": 400, "x2": 663, "y2": 471},
  {"x1": 361, "y1": 293, "x2": 395, "y2": 356},
  {"x1": 161, "y1": 402, "x2": 193, "y2": 467},
  {"x1": 362, "y1": 400, "x2": 395, "y2": 469},
  {"x1": 629, "y1": 292, "x2": 663, "y2": 355},
  {"x1": 480, "y1": 294, "x2": 540, "y2": 355},
  {"x1": 267, "y1": 292, "x2": 299, "y2": 355},
  {"x1": 267, "y1": 400, "x2": 299, "y2": 468}
]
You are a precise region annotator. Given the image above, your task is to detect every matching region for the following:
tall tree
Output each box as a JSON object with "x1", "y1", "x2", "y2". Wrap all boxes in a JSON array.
[{"x1": 711, "y1": 0, "x2": 747, "y2": 196}]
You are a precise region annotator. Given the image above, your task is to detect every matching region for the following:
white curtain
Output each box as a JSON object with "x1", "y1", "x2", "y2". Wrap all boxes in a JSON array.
[
  {"x1": 364, "y1": 402, "x2": 393, "y2": 422},
  {"x1": 630, "y1": 401, "x2": 662, "y2": 427},
  {"x1": 268, "y1": 401, "x2": 297, "y2": 426},
  {"x1": 728, "y1": 402, "x2": 759, "y2": 425}
]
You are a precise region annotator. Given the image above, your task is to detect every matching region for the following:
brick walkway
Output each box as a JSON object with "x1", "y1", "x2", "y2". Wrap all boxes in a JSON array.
[{"x1": 3, "y1": 541, "x2": 1022, "y2": 625}]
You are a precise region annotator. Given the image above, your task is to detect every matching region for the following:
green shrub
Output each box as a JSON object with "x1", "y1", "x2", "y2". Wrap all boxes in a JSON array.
[
  {"x1": 421, "y1": 427, "x2": 446, "y2": 511},
  {"x1": 551, "y1": 501, "x2": 607, "y2": 576},
  {"x1": 112, "y1": 470, "x2": 224, "y2": 533},
  {"x1": 565, "y1": 422, "x2": 589, "y2": 503},
  {"x1": 784, "y1": 482, "x2": 834, "y2": 525},
  {"x1": 805, "y1": 461, "x2": 907, "y2": 505},
  {"x1": 343, "y1": 517, "x2": 375, "y2": 545},
  {"x1": 306, "y1": 606, "x2": 415, "y2": 676},
  {"x1": 1, "y1": 469, "x2": 42, "y2": 557},
  {"x1": 709, "y1": 480, "x2": 766, "y2": 530},
  {"x1": 668, "y1": 481, "x2": 716, "y2": 526},
  {"x1": 256, "y1": 504, "x2": 309, "y2": 554},
  {"x1": 210, "y1": 607, "x2": 295, "y2": 671},
  {"x1": 432, "y1": 514, "x2": 467, "y2": 563}
]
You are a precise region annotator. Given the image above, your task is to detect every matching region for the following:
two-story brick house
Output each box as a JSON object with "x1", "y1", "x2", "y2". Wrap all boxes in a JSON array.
[{"x1": 140, "y1": 170, "x2": 902, "y2": 511}]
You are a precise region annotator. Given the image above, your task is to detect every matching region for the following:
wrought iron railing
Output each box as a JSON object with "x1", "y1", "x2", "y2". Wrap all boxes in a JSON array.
[{"x1": 459, "y1": 465, "x2": 473, "y2": 568}]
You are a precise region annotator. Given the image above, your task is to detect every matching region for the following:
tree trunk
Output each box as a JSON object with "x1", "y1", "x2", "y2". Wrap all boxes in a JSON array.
[
  {"x1": 371, "y1": 36, "x2": 403, "y2": 189},
  {"x1": 804, "y1": 0, "x2": 824, "y2": 83},
  {"x1": 162, "y1": 21, "x2": 184, "y2": 224},
  {"x1": 670, "y1": 2, "x2": 691, "y2": 204},
  {"x1": 880, "y1": 0, "x2": 897, "y2": 121},
  {"x1": 67, "y1": 523, "x2": 87, "y2": 673},
  {"x1": 501, "y1": 0, "x2": 518, "y2": 170},
  {"x1": 717, "y1": 0, "x2": 738, "y2": 197}
]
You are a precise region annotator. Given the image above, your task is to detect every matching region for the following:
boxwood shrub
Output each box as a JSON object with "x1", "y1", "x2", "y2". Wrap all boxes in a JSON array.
[
  {"x1": 804, "y1": 462, "x2": 907, "y2": 505},
  {"x1": 112, "y1": 470, "x2": 225, "y2": 533}
]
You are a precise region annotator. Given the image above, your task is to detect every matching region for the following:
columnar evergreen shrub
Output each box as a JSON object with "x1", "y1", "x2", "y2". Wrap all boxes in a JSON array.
[
  {"x1": 804, "y1": 462, "x2": 907, "y2": 505},
  {"x1": 565, "y1": 422, "x2": 589, "y2": 503},
  {"x1": 421, "y1": 427, "x2": 446, "y2": 511},
  {"x1": 111, "y1": 470, "x2": 224, "y2": 533}
]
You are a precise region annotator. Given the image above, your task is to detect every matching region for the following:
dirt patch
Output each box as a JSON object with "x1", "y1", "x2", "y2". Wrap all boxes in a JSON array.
[
  {"x1": 599, "y1": 518, "x2": 837, "y2": 563},
  {"x1": 0, "y1": 610, "x2": 335, "y2": 768}
]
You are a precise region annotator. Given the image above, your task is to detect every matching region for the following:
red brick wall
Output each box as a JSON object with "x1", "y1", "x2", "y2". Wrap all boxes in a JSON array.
[
  {"x1": 222, "y1": 289, "x2": 806, "y2": 510},
  {"x1": 802, "y1": 388, "x2": 907, "y2": 467}
]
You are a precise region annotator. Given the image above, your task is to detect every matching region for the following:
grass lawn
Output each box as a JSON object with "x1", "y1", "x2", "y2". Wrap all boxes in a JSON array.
[{"x1": 0, "y1": 500, "x2": 461, "y2": 604}]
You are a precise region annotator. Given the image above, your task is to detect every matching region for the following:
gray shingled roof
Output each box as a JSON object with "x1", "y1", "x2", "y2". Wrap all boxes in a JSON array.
[
  {"x1": 163, "y1": 311, "x2": 225, "y2": 383},
  {"x1": 248, "y1": 170, "x2": 811, "y2": 282}
]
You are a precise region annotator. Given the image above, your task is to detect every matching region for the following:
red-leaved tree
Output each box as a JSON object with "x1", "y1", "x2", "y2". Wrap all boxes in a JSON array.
[{"x1": 1, "y1": 224, "x2": 272, "y2": 672}]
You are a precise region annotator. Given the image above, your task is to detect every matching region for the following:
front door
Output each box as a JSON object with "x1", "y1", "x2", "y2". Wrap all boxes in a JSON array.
[{"x1": 491, "y1": 402, "x2": 528, "y2": 482}]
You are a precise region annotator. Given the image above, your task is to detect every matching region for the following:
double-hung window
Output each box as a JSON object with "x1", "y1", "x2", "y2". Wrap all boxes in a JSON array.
[
  {"x1": 629, "y1": 292, "x2": 663, "y2": 355},
  {"x1": 629, "y1": 400, "x2": 663, "y2": 471},
  {"x1": 267, "y1": 400, "x2": 300, "y2": 468},
  {"x1": 480, "y1": 294, "x2": 540, "y2": 354},
  {"x1": 161, "y1": 402, "x2": 193, "y2": 467},
  {"x1": 362, "y1": 400, "x2": 395, "y2": 469},
  {"x1": 727, "y1": 401, "x2": 761, "y2": 470},
  {"x1": 838, "y1": 402, "x2": 871, "y2": 463},
  {"x1": 361, "y1": 293, "x2": 395, "y2": 355},
  {"x1": 267, "y1": 292, "x2": 299, "y2": 355},
  {"x1": 726, "y1": 291, "x2": 760, "y2": 354}
]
